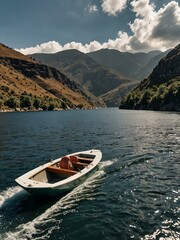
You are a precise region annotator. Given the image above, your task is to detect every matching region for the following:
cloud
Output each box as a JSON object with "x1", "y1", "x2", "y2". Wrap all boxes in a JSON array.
[
  {"x1": 127, "y1": 0, "x2": 180, "y2": 51},
  {"x1": 16, "y1": 41, "x2": 63, "y2": 55},
  {"x1": 17, "y1": 40, "x2": 103, "y2": 55},
  {"x1": 131, "y1": 0, "x2": 156, "y2": 19},
  {"x1": 152, "y1": 1, "x2": 180, "y2": 41},
  {"x1": 101, "y1": 0, "x2": 128, "y2": 16},
  {"x1": 85, "y1": 40, "x2": 102, "y2": 52},
  {"x1": 102, "y1": 31, "x2": 132, "y2": 51},
  {"x1": 85, "y1": 3, "x2": 98, "y2": 13},
  {"x1": 16, "y1": 1, "x2": 180, "y2": 55}
]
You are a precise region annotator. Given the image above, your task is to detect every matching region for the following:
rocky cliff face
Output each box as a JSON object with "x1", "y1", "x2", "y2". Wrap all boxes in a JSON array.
[
  {"x1": 141, "y1": 44, "x2": 180, "y2": 88},
  {"x1": 0, "y1": 57, "x2": 80, "y2": 92},
  {"x1": 119, "y1": 44, "x2": 180, "y2": 111},
  {"x1": 30, "y1": 49, "x2": 137, "y2": 106},
  {"x1": 0, "y1": 43, "x2": 105, "y2": 110}
]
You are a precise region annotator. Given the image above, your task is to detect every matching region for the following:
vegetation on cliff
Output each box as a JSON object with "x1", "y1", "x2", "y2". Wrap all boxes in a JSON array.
[
  {"x1": 0, "y1": 43, "x2": 102, "y2": 111},
  {"x1": 119, "y1": 44, "x2": 180, "y2": 111},
  {"x1": 120, "y1": 77, "x2": 180, "y2": 111},
  {"x1": 0, "y1": 85, "x2": 72, "y2": 111}
]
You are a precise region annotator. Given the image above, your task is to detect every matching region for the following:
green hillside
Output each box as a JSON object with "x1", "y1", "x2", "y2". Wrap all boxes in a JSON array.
[
  {"x1": 0, "y1": 44, "x2": 103, "y2": 111},
  {"x1": 119, "y1": 44, "x2": 180, "y2": 111}
]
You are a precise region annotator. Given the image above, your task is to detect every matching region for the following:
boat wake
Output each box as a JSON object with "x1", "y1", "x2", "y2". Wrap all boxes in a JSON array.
[
  {"x1": 99, "y1": 158, "x2": 118, "y2": 168},
  {"x1": 0, "y1": 186, "x2": 26, "y2": 208},
  {"x1": 0, "y1": 169, "x2": 106, "y2": 240}
]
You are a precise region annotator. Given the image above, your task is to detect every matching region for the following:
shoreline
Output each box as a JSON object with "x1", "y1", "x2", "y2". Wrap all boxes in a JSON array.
[
  {"x1": 0, "y1": 106, "x2": 101, "y2": 113},
  {"x1": 0, "y1": 107, "x2": 64, "y2": 113}
]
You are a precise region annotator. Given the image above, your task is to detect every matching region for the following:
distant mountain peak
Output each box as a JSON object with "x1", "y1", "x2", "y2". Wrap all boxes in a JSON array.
[{"x1": 30, "y1": 47, "x2": 171, "y2": 107}]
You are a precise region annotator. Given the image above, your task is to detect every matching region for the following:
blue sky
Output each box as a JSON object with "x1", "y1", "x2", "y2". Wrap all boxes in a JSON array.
[{"x1": 0, "y1": 0, "x2": 180, "y2": 54}]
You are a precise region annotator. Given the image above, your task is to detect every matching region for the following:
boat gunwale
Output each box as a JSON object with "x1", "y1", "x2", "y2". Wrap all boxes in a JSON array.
[{"x1": 15, "y1": 149, "x2": 102, "y2": 189}]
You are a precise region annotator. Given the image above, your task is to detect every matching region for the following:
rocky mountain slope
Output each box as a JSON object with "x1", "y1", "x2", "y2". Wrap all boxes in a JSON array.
[
  {"x1": 119, "y1": 44, "x2": 180, "y2": 111},
  {"x1": 31, "y1": 48, "x2": 170, "y2": 107},
  {"x1": 133, "y1": 49, "x2": 171, "y2": 80},
  {"x1": 99, "y1": 81, "x2": 138, "y2": 107},
  {"x1": 30, "y1": 50, "x2": 138, "y2": 106},
  {"x1": 0, "y1": 44, "x2": 104, "y2": 111},
  {"x1": 88, "y1": 49, "x2": 162, "y2": 80}
]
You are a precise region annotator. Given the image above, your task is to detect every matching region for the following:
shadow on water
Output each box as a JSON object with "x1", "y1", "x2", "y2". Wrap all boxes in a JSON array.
[
  {"x1": 0, "y1": 166, "x2": 108, "y2": 239},
  {"x1": 1, "y1": 190, "x2": 68, "y2": 212},
  {"x1": 0, "y1": 187, "x2": 69, "y2": 232},
  {"x1": 0, "y1": 161, "x2": 110, "y2": 235},
  {"x1": 0, "y1": 109, "x2": 179, "y2": 239}
]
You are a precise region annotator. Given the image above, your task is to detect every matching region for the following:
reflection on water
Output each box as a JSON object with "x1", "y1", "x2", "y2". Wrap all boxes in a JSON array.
[{"x1": 0, "y1": 109, "x2": 179, "y2": 239}]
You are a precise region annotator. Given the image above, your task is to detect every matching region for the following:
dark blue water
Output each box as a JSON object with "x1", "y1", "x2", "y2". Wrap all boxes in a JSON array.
[{"x1": 0, "y1": 108, "x2": 179, "y2": 240}]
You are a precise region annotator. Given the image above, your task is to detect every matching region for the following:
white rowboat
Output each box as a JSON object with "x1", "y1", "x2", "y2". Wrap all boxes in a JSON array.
[{"x1": 15, "y1": 149, "x2": 102, "y2": 196}]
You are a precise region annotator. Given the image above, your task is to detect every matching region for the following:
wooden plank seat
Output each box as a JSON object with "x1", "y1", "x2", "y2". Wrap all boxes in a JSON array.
[
  {"x1": 72, "y1": 161, "x2": 88, "y2": 170},
  {"x1": 76, "y1": 157, "x2": 94, "y2": 163},
  {"x1": 46, "y1": 165, "x2": 77, "y2": 177}
]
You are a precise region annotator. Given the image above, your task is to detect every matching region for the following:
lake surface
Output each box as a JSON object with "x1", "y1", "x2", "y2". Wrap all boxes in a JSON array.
[{"x1": 0, "y1": 108, "x2": 179, "y2": 240}]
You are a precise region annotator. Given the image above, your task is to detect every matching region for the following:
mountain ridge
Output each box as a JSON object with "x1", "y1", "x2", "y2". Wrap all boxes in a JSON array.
[
  {"x1": 87, "y1": 49, "x2": 163, "y2": 80},
  {"x1": 30, "y1": 48, "x2": 171, "y2": 107},
  {"x1": 0, "y1": 43, "x2": 104, "y2": 111},
  {"x1": 30, "y1": 49, "x2": 138, "y2": 106},
  {"x1": 119, "y1": 44, "x2": 180, "y2": 111}
]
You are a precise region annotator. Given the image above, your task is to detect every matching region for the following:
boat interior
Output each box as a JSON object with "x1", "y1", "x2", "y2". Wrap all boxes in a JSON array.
[{"x1": 30, "y1": 153, "x2": 96, "y2": 184}]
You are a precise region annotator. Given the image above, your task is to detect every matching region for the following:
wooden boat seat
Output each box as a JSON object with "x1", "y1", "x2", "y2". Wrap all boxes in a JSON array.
[
  {"x1": 77, "y1": 157, "x2": 94, "y2": 163},
  {"x1": 72, "y1": 162, "x2": 88, "y2": 170},
  {"x1": 69, "y1": 155, "x2": 90, "y2": 169},
  {"x1": 69, "y1": 155, "x2": 94, "y2": 166},
  {"x1": 46, "y1": 165, "x2": 77, "y2": 177},
  {"x1": 59, "y1": 156, "x2": 74, "y2": 170}
]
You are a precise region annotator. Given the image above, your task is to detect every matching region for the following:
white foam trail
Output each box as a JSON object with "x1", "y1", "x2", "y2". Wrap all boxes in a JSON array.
[
  {"x1": 0, "y1": 186, "x2": 23, "y2": 207},
  {"x1": 2, "y1": 169, "x2": 105, "y2": 240},
  {"x1": 99, "y1": 158, "x2": 118, "y2": 168}
]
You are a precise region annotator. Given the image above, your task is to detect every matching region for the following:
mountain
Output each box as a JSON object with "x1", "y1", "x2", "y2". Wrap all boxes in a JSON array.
[
  {"x1": 133, "y1": 49, "x2": 171, "y2": 80},
  {"x1": 88, "y1": 49, "x2": 162, "y2": 80},
  {"x1": 30, "y1": 50, "x2": 135, "y2": 95},
  {"x1": 0, "y1": 43, "x2": 104, "y2": 111},
  {"x1": 30, "y1": 48, "x2": 172, "y2": 107},
  {"x1": 119, "y1": 44, "x2": 180, "y2": 111},
  {"x1": 99, "y1": 81, "x2": 138, "y2": 107},
  {"x1": 30, "y1": 50, "x2": 138, "y2": 106}
]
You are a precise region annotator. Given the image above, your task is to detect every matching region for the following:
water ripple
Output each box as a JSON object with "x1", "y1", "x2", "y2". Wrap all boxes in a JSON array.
[{"x1": 0, "y1": 109, "x2": 179, "y2": 239}]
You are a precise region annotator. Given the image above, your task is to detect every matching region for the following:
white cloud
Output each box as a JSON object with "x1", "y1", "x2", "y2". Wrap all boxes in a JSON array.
[
  {"x1": 85, "y1": 3, "x2": 98, "y2": 13},
  {"x1": 85, "y1": 40, "x2": 102, "y2": 52},
  {"x1": 63, "y1": 41, "x2": 86, "y2": 52},
  {"x1": 17, "y1": 40, "x2": 103, "y2": 55},
  {"x1": 16, "y1": 41, "x2": 63, "y2": 55},
  {"x1": 101, "y1": 0, "x2": 128, "y2": 16},
  {"x1": 152, "y1": 1, "x2": 180, "y2": 41},
  {"x1": 128, "y1": 0, "x2": 180, "y2": 51},
  {"x1": 131, "y1": 0, "x2": 155, "y2": 19},
  {"x1": 102, "y1": 31, "x2": 132, "y2": 51},
  {"x1": 16, "y1": 1, "x2": 180, "y2": 55}
]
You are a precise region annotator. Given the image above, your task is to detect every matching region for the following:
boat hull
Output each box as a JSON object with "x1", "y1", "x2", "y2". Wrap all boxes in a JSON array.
[
  {"x1": 16, "y1": 149, "x2": 102, "y2": 196},
  {"x1": 24, "y1": 165, "x2": 98, "y2": 196}
]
